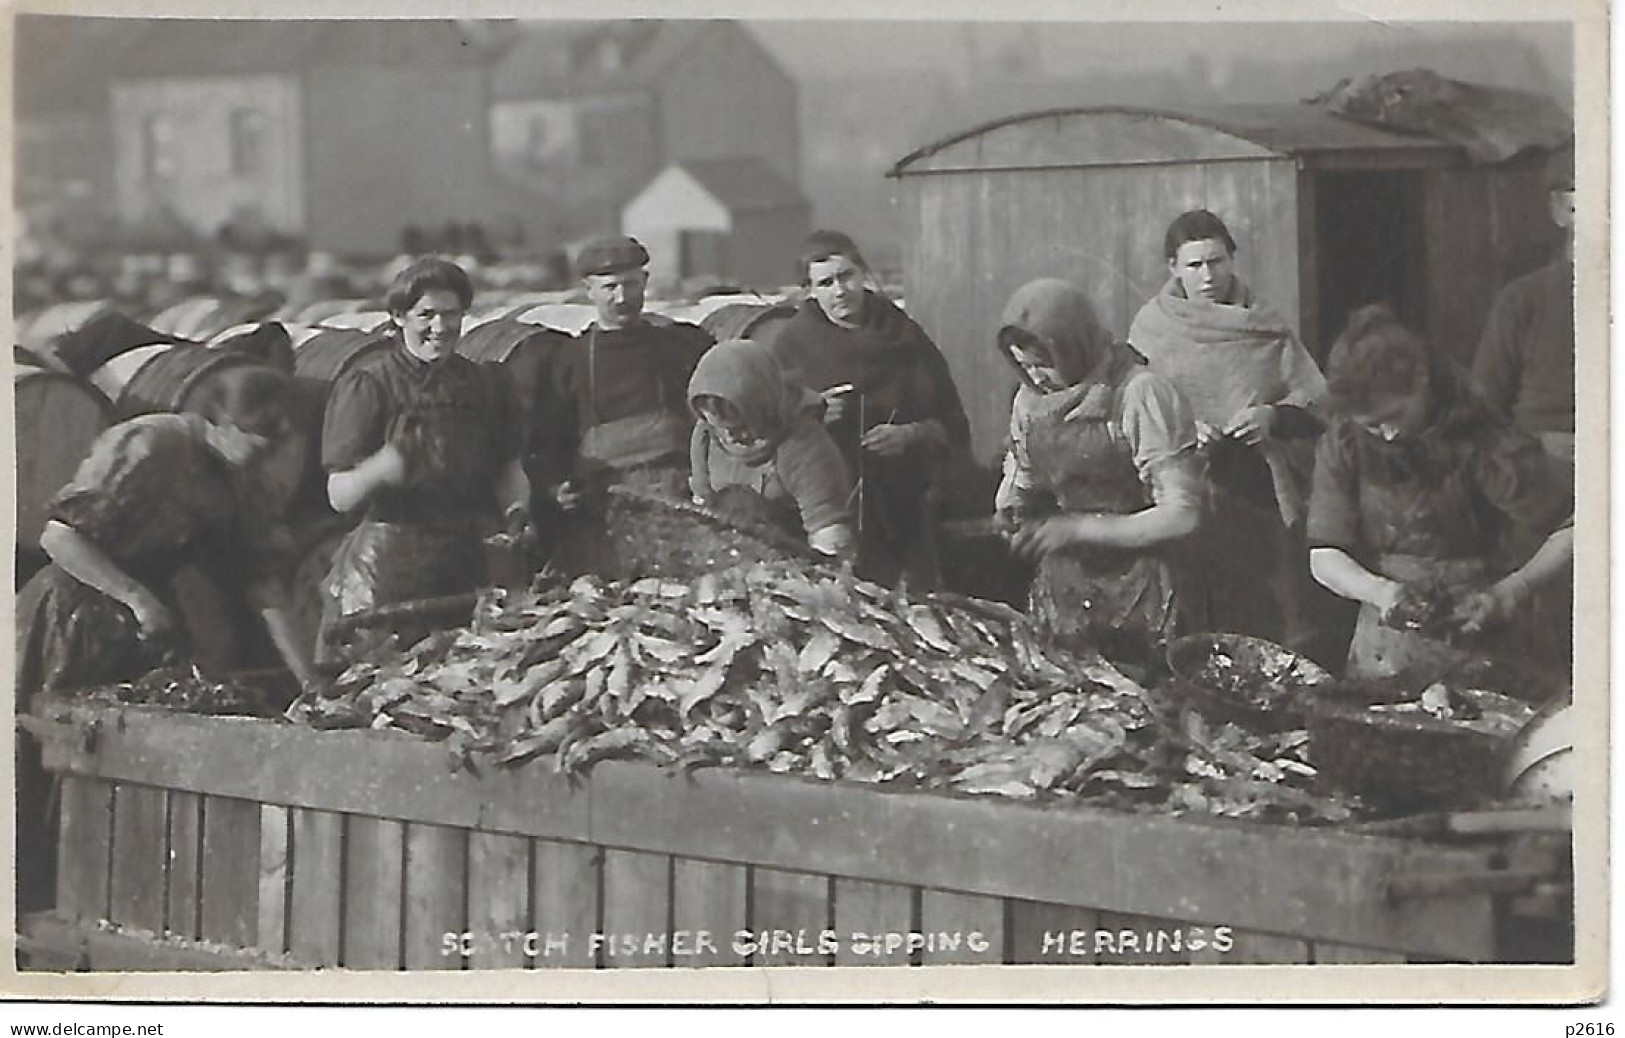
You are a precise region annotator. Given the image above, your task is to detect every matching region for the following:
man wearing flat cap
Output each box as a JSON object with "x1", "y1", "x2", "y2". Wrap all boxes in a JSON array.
[
  {"x1": 535, "y1": 234, "x2": 713, "y2": 573},
  {"x1": 1472, "y1": 139, "x2": 1576, "y2": 463}
]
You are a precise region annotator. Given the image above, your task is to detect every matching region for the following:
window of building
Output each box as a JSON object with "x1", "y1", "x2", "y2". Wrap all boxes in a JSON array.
[
  {"x1": 140, "y1": 113, "x2": 177, "y2": 181},
  {"x1": 230, "y1": 108, "x2": 268, "y2": 177},
  {"x1": 578, "y1": 109, "x2": 609, "y2": 167}
]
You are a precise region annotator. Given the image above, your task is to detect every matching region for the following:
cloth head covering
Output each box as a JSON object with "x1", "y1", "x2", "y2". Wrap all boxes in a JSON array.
[
  {"x1": 688, "y1": 338, "x2": 820, "y2": 465},
  {"x1": 575, "y1": 235, "x2": 650, "y2": 278},
  {"x1": 996, "y1": 278, "x2": 1114, "y2": 388}
]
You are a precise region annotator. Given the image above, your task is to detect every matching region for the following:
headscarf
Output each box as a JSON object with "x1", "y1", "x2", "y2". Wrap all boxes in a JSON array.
[
  {"x1": 687, "y1": 339, "x2": 821, "y2": 467},
  {"x1": 996, "y1": 278, "x2": 1135, "y2": 416}
]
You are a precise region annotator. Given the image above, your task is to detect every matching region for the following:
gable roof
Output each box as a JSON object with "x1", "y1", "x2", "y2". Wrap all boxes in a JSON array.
[
  {"x1": 667, "y1": 157, "x2": 806, "y2": 214},
  {"x1": 491, "y1": 19, "x2": 713, "y2": 101}
]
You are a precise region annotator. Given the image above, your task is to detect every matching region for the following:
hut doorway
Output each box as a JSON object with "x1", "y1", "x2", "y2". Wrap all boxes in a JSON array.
[{"x1": 1312, "y1": 170, "x2": 1428, "y2": 357}]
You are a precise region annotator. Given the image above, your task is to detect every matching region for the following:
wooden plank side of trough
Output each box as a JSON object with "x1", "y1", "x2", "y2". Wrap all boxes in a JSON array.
[
  {"x1": 587, "y1": 762, "x2": 1503, "y2": 962},
  {"x1": 38, "y1": 707, "x2": 590, "y2": 842},
  {"x1": 21, "y1": 912, "x2": 312, "y2": 972}
]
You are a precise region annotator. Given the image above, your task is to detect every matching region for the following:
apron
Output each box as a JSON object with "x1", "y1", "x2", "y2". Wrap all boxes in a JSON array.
[
  {"x1": 552, "y1": 334, "x2": 693, "y2": 576},
  {"x1": 317, "y1": 369, "x2": 496, "y2": 664},
  {"x1": 1021, "y1": 383, "x2": 1182, "y2": 665},
  {"x1": 1345, "y1": 554, "x2": 1490, "y2": 679}
]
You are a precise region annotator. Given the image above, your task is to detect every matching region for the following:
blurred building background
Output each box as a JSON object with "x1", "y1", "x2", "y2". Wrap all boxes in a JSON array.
[{"x1": 15, "y1": 15, "x2": 1572, "y2": 298}]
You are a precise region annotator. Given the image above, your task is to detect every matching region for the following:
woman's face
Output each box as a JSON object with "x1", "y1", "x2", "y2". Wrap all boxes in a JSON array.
[
  {"x1": 1348, "y1": 381, "x2": 1432, "y2": 443},
  {"x1": 697, "y1": 396, "x2": 764, "y2": 452},
  {"x1": 806, "y1": 254, "x2": 868, "y2": 329},
  {"x1": 1169, "y1": 237, "x2": 1236, "y2": 303},
  {"x1": 394, "y1": 288, "x2": 465, "y2": 362},
  {"x1": 1007, "y1": 340, "x2": 1067, "y2": 393}
]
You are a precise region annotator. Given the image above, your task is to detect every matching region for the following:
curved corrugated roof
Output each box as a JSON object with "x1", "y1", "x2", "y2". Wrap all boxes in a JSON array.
[{"x1": 890, "y1": 102, "x2": 1460, "y2": 175}]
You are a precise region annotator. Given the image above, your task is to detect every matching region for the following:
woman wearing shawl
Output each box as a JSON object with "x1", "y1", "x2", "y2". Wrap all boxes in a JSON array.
[
  {"x1": 769, "y1": 230, "x2": 970, "y2": 588},
  {"x1": 1308, "y1": 305, "x2": 1573, "y2": 680},
  {"x1": 688, "y1": 339, "x2": 855, "y2": 559},
  {"x1": 995, "y1": 278, "x2": 1204, "y2": 669},
  {"x1": 1129, "y1": 210, "x2": 1333, "y2": 658}
]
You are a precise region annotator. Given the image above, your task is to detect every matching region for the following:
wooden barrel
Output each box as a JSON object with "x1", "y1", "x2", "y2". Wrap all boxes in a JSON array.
[
  {"x1": 89, "y1": 342, "x2": 271, "y2": 421},
  {"x1": 14, "y1": 365, "x2": 112, "y2": 552},
  {"x1": 700, "y1": 301, "x2": 798, "y2": 349},
  {"x1": 291, "y1": 326, "x2": 393, "y2": 384},
  {"x1": 457, "y1": 320, "x2": 572, "y2": 447},
  {"x1": 512, "y1": 302, "x2": 598, "y2": 334},
  {"x1": 19, "y1": 299, "x2": 113, "y2": 352},
  {"x1": 40, "y1": 309, "x2": 178, "y2": 378},
  {"x1": 316, "y1": 310, "x2": 392, "y2": 333},
  {"x1": 148, "y1": 296, "x2": 229, "y2": 341},
  {"x1": 207, "y1": 321, "x2": 296, "y2": 373}
]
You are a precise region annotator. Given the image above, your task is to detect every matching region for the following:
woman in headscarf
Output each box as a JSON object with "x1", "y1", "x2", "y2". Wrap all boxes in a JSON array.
[
  {"x1": 768, "y1": 230, "x2": 969, "y2": 589},
  {"x1": 1308, "y1": 305, "x2": 1573, "y2": 680},
  {"x1": 687, "y1": 339, "x2": 855, "y2": 559},
  {"x1": 1128, "y1": 210, "x2": 1334, "y2": 659},
  {"x1": 995, "y1": 278, "x2": 1204, "y2": 669}
]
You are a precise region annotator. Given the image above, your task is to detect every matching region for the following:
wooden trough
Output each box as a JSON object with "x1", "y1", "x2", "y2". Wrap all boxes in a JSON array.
[{"x1": 21, "y1": 697, "x2": 1570, "y2": 972}]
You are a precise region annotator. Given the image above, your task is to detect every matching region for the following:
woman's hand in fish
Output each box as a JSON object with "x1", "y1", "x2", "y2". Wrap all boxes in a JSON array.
[
  {"x1": 1449, "y1": 583, "x2": 1521, "y2": 636},
  {"x1": 1223, "y1": 405, "x2": 1277, "y2": 446},
  {"x1": 128, "y1": 590, "x2": 177, "y2": 643},
  {"x1": 553, "y1": 480, "x2": 586, "y2": 513}
]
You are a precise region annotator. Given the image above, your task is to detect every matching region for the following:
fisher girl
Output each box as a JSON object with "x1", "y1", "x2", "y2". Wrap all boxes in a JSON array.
[
  {"x1": 1128, "y1": 208, "x2": 1334, "y2": 660},
  {"x1": 318, "y1": 257, "x2": 532, "y2": 663},
  {"x1": 1307, "y1": 304, "x2": 1574, "y2": 680},
  {"x1": 687, "y1": 338, "x2": 856, "y2": 560},
  {"x1": 995, "y1": 277, "x2": 1204, "y2": 669}
]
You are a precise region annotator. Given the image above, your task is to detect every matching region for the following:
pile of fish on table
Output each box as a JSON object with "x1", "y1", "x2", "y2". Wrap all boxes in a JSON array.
[{"x1": 288, "y1": 561, "x2": 1356, "y2": 824}]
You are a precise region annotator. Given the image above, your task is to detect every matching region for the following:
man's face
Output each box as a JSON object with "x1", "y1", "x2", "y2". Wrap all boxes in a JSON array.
[
  {"x1": 585, "y1": 269, "x2": 647, "y2": 329},
  {"x1": 394, "y1": 288, "x2": 465, "y2": 362},
  {"x1": 806, "y1": 254, "x2": 868, "y2": 329}
]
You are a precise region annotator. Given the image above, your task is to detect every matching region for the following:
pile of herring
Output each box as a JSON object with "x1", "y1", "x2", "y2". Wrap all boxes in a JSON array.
[{"x1": 290, "y1": 562, "x2": 1356, "y2": 823}]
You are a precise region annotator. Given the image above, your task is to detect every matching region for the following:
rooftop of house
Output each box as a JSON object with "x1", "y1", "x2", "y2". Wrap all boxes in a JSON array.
[
  {"x1": 490, "y1": 20, "x2": 718, "y2": 101},
  {"x1": 659, "y1": 156, "x2": 807, "y2": 213}
]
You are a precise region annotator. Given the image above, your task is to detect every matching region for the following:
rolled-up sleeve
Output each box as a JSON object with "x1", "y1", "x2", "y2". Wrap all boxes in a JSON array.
[
  {"x1": 1119, "y1": 371, "x2": 1198, "y2": 480},
  {"x1": 774, "y1": 421, "x2": 853, "y2": 535}
]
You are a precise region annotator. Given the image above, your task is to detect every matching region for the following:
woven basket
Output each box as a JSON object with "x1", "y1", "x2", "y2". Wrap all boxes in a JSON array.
[
  {"x1": 1165, "y1": 632, "x2": 1333, "y2": 731},
  {"x1": 600, "y1": 485, "x2": 825, "y2": 582},
  {"x1": 1304, "y1": 681, "x2": 1509, "y2": 812}
]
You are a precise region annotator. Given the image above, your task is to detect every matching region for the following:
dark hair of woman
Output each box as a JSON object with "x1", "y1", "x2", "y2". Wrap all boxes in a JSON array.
[
  {"x1": 385, "y1": 256, "x2": 474, "y2": 315},
  {"x1": 1323, "y1": 303, "x2": 1485, "y2": 433},
  {"x1": 798, "y1": 229, "x2": 868, "y2": 285},
  {"x1": 1162, "y1": 209, "x2": 1238, "y2": 261}
]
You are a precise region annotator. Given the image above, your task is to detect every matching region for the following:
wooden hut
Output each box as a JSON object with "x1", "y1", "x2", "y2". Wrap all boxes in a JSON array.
[{"x1": 888, "y1": 104, "x2": 1562, "y2": 468}]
